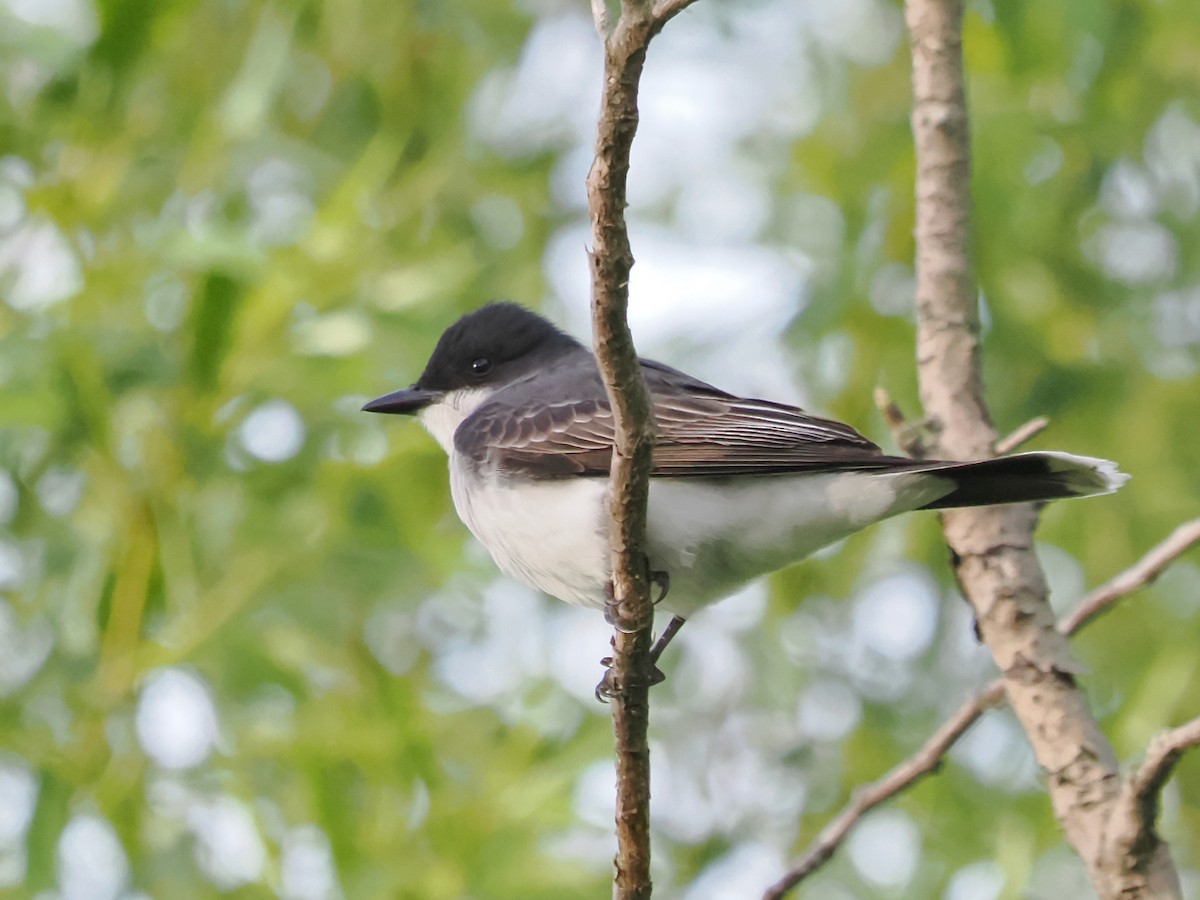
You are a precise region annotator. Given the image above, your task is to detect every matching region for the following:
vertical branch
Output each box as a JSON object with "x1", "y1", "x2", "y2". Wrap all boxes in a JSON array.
[
  {"x1": 589, "y1": 9, "x2": 657, "y2": 886},
  {"x1": 906, "y1": 0, "x2": 990, "y2": 461},
  {"x1": 904, "y1": 1, "x2": 1182, "y2": 896},
  {"x1": 586, "y1": 1, "x2": 699, "y2": 896}
]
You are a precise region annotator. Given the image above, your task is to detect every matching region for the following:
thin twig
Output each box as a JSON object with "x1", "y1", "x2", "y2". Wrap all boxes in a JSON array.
[
  {"x1": 587, "y1": 3, "x2": 700, "y2": 896},
  {"x1": 1136, "y1": 719, "x2": 1200, "y2": 809},
  {"x1": 876, "y1": 388, "x2": 1048, "y2": 458},
  {"x1": 872, "y1": 386, "x2": 928, "y2": 457},
  {"x1": 591, "y1": 0, "x2": 610, "y2": 38},
  {"x1": 763, "y1": 682, "x2": 1004, "y2": 900},
  {"x1": 1108, "y1": 717, "x2": 1200, "y2": 860},
  {"x1": 994, "y1": 416, "x2": 1050, "y2": 455},
  {"x1": 652, "y1": 0, "x2": 701, "y2": 23},
  {"x1": 873, "y1": 386, "x2": 908, "y2": 435},
  {"x1": 1061, "y1": 518, "x2": 1200, "y2": 636}
]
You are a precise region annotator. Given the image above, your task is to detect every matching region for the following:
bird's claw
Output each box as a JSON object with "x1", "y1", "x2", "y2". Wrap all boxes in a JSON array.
[
  {"x1": 651, "y1": 570, "x2": 670, "y2": 605},
  {"x1": 594, "y1": 656, "x2": 666, "y2": 703},
  {"x1": 602, "y1": 570, "x2": 670, "y2": 627}
]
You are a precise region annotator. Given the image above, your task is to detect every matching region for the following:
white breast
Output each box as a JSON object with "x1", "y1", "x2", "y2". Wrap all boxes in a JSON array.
[
  {"x1": 449, "y1": 462, "x2": 613, "y2": 609},
  {"x1": 417, "y1": 388, "x2": 493, "y2": 455},
  {"x1": 420, "y1": 389, "x2": 615, "y2": 609}
]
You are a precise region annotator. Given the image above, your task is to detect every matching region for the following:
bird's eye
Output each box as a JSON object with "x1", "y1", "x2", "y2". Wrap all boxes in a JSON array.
[{"x1": 470, "y1": 357, "x2": 492, "y2": 376}]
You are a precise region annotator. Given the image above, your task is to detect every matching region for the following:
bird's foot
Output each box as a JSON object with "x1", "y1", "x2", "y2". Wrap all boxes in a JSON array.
[
  {"x1": 650, "y1": 615, "x2": 686, "y2": 665},
  {"x1": 595, "y1": 570, "x2": 677, "y2": 701},
  {"x1": 602, "y1": 581, "x2": 617, "y2": 627},
  {"x1": 602, "y1": 570, "x2": 670, "y2": 627},
  {"x1": 594, "y1": 654, "x2": 666, "y2": 703}
]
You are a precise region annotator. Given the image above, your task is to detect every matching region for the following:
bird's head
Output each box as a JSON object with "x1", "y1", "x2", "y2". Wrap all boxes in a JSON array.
[{"x1": 363, "y1": 302, "x2": 579, "y2": 416}]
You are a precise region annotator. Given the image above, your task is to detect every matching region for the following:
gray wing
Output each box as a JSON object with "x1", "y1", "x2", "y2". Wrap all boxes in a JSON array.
[{"x1": 455, "y1": 358, "x2": 900, "y2": 478}]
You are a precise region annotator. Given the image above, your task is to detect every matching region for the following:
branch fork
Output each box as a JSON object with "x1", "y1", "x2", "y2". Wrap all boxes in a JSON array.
[{"x1": 770, "y1": 518, "x2": 1200, "y2": 896}]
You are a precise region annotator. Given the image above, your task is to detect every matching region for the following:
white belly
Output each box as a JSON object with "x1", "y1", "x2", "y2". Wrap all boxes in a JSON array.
[
  {"x1": 450, "y1": 461, "x2": 613, "y2": 609},
  {"x1": 449, "y1": 461, "x2": 952, "y2": 615},
  {"x1": 643, "y1": 472, "x2": 949, "y2": 613}
]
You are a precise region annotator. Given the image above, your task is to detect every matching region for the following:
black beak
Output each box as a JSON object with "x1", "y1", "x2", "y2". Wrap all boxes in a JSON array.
[{"x1": 362, "y1": 387, "x2": 441, "y2": 415}]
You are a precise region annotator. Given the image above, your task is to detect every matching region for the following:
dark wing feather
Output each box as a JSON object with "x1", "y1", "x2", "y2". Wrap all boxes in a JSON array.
[{"x1": 456, "y1": 358, "x2": 900, "y2": 478}]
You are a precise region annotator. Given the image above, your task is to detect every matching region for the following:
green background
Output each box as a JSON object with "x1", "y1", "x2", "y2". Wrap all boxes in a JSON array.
[{"x1": 1, "y1": 0, "x2": 1198, "y2": 897}]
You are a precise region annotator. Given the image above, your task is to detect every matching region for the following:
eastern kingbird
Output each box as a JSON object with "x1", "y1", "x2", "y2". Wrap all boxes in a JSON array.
[{"x1": 365, "y1": 302, "x2": 1126, "y2": 668}]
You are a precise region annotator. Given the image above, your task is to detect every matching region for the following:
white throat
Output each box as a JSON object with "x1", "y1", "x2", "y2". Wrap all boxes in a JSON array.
[{"x1": 417, "y1": 388, "x2": 494, "y2": 454}]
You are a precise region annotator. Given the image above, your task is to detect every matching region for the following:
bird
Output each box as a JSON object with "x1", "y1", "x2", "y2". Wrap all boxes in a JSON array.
[{"x1": 364, "y1": 302, "x2": 1127, "y2": 684}]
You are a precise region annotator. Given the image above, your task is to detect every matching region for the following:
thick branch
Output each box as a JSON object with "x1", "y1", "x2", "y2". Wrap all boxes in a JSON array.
[
  {"x1": 906, "y1": 0, "x2": 989, "y2": 459},
  {"x1": 585, "y1": 1, "x2": 699, "y2": 895},
  {"x1": 908, "y1": 0, "x2": 1115, "y2": 865},
  {"x1": 904, "y1": 0, "x2": 1181, "y2": 894}
]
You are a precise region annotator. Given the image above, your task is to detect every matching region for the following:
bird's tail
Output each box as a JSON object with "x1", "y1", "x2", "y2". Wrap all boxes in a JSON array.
[{"x1": 914, "y1": 451, "x2": 1128, "y2": 510}]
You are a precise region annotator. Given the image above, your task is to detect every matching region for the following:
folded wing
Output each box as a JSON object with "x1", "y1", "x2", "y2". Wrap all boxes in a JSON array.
[{"x1": 455, "y1": 359, "x2": 903, "y2": 478}]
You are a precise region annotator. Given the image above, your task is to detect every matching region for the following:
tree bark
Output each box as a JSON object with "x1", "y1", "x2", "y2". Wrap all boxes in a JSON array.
[
  {"x1": 586, "y1": 1, "x2": 700, "y2": 895},
  {"x1": 904, "y1": 1, "x2": 1182, "y2": 895}
]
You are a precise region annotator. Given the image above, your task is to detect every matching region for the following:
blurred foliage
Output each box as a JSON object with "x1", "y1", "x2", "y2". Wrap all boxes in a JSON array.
[{"x1": 1, "y1": 0, "x2": 1198, "y2": 898}]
